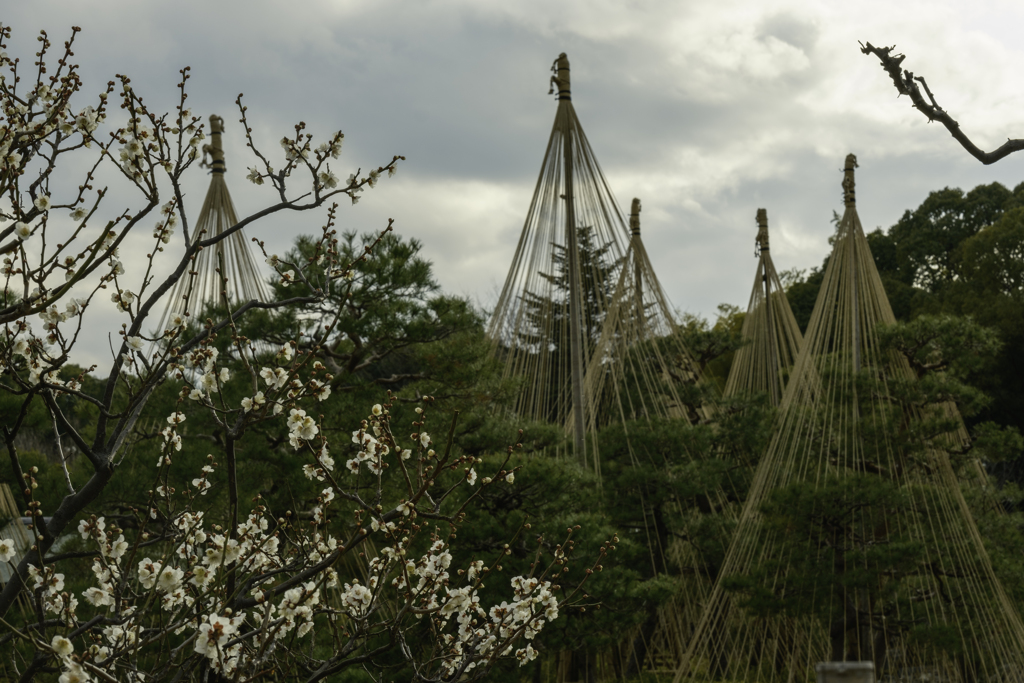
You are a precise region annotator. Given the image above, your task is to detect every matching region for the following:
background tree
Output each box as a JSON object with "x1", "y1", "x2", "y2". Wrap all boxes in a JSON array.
[
  {"x1": 506, "y1": 225, "x2": 622, "y2": 424},
  {"x1": 785, "y1": 181, "x2": 1024, "y2": 435},
  {"x1": 0, "y1": 25, "x2": 596, "y2": 682},
  {"x1": 724, "y1": 314, "x2": 1024, "y2": 667}
]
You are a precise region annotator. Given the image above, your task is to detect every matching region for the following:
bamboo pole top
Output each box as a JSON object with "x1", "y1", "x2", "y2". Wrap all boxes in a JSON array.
[
  {"x1": 756, "y1": 208, "x2": 769, "y2": 253},
  {"x1": 843, "y1": 153, "x2": 858, "y2": 207},
  {"x1": 630, "y1": 197, "x2": 641, "y2": 236},
  {"x1": 204, "y1": 114, "x2": 226, "y2": 174},
  {"x1": 549, "y1": 53, "x2": 571, "y2": 100}
]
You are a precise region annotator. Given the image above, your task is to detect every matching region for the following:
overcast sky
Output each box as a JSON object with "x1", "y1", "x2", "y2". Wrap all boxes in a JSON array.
[{"x1": 8, "y1": 0, "x2": 1024, "y2": 369}]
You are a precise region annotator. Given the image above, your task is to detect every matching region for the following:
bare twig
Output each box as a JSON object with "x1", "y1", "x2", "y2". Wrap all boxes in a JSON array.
[{"x1": 860, "y1": 41, "x2": 1024, "y2": 164}]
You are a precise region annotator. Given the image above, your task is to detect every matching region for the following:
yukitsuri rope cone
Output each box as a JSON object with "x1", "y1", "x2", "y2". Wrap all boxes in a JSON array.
[
  {"x1": 723, "y1": 209, "x2": 804, "y2": 404},
  {"x1": 487, "y1": 54, "x2": 631, "y2": 470},
  {"x1": 622, "y1": 207, "x2": 804, "y2": 677},
  {"x1": 578, "y1": 197, "x2": 713, "y2": 440},
  {"x1": 157, "y1": 115, "x2": 268, "y2": 332},
  {"x1": 579, "y1": 199, "x2": 720, "y2": 677},
  {"x1": 673, "y1": 155, "x2": 1024, "y2": 683}
]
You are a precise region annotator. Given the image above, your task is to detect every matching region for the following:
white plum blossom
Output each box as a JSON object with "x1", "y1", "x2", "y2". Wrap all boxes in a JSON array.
[
  {"x1": 260, "y1": 366, "x2": 289, "y2": 390},
  {"x1": 194, "y1": 613, "x2": 244, "y2": 672},
  {"x1": 317, "y1": 169, "x2": 339, "y2": 189},
  {"x1": 156, "y1": 565, "x2": 184, "y2": 593},
  {"x1": 0, "y1": 538, "x2": 15, "y2": 562},
  {"x1": 310, "y1": 379, "x2": 331, "y2": 401},
  {"x1": 58, "y1": 662, "x2": 92, "y2": 683},
  {"x1": 200, "y1": 371, "x2": 219, "y2": 393},
  {"x1": 241, "y1": 391, "x2": 266, "y2": 412},
  {"x1": 83, "y1": 584, "x2": 115, "y2": 608},
  {"x1": 51, "y1": 634, "x2": 73, "y2": 657},
  {"x1": 287, "y1": 408, "x2": 319, "y2": 447},
  {"x1": 190, "y1": 565, "x2": 215, "y2": 588},
  {"x1": 105, "y1": 535, "x2": 129, "y2": 559},
  {"x1": 339, "y1": 581, "x2": 373, "y2": 617},
  {"x1": 138, "y1": 558, "x2": 163, "y2": 590}
]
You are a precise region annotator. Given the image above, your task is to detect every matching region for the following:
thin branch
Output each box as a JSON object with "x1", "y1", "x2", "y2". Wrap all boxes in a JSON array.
[{"x1": 860, "y1": 41, "x2": 1024, "y2": 164}]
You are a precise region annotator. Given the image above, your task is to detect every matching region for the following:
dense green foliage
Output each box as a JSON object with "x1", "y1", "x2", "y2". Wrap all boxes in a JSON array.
[
  {"x1": 722, "y1": 313, "x2": 1024, "y2": 666},
  {"x1": 8, "y1": 179, "x2": 1024, "y2": 680},
  {"x1": 788, "y1": 182, "x2": 1024, "y2": 434}
]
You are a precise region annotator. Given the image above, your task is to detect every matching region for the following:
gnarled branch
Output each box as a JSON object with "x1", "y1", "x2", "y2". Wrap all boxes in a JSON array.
[{"x1": 860, "y1": 41, "x2": 1024, "y2": 165}]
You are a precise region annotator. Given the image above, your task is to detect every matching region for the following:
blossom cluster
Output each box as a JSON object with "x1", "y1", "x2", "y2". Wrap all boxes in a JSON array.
[
  {"x1": 0, "y1": 26, "x2": 581, "y2": 683},
  {"x1": 18, "y1": 401, "x2": 571, "y2": 682}
]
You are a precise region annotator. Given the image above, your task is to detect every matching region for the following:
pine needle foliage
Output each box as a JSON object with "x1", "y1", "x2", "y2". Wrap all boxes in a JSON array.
[
  {"x1": 724, "y1": 209, "x2": 804, "y2": 405},
  {"x1": 675, "y1": 155, "x2": 1024, "y2": 683}
]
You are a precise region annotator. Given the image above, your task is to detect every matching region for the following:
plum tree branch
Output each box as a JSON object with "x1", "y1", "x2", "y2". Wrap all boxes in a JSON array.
[{"x1": 860, "y1": 41, "x2": 1024, "y2": 165}]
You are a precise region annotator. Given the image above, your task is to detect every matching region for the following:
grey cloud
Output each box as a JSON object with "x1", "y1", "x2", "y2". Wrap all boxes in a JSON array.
[
  {"x1": 757, "y1": 13, "x2": 820, "y2": 52},
  {"x1": 7, "y1": 1, "x2": 1024, "y2": 369}
]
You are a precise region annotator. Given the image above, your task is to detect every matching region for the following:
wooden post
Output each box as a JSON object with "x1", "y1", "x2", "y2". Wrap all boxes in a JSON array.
[
  {"x1": 756, "y1": 208, "x2": 780, "y2": 406},
  {"x1": 555, "y1": 53, "x2": 587, "y2": 465},
  {"x1": 207, "y1": 115, "x2": 229, "y2": 310},
  {"x1": 631, "y1": 198, "x2": 643, "y2": 318},
  {"x1": 815, "y1": 662, "x2": 874, "y2": 683},
  {"x1": 843, "y1": 154, "x2": 860, "y2": 373}
]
